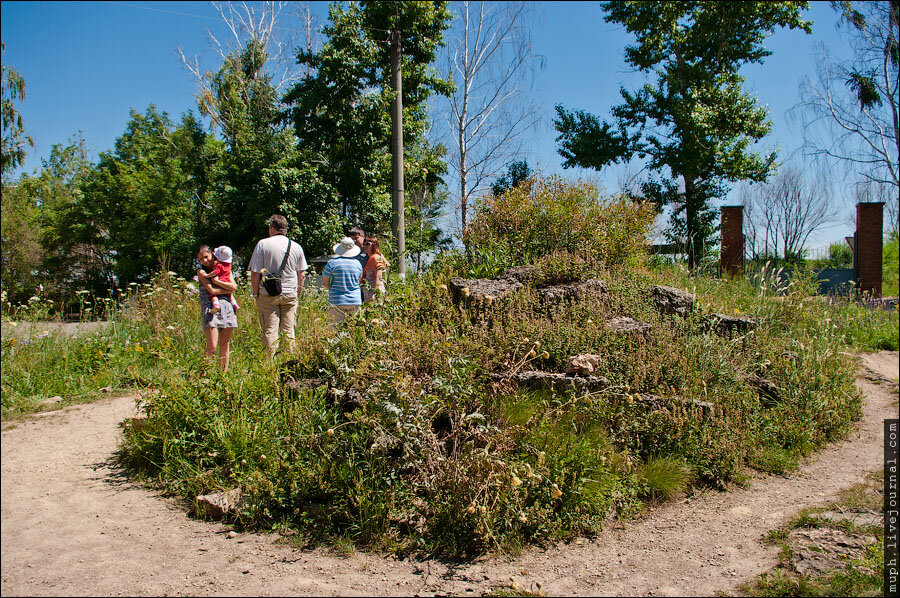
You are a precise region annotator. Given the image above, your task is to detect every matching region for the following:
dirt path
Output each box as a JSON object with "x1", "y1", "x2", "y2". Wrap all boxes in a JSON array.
[{"x1": 2, "y1": 352, "x2": 897, "y2": 597}]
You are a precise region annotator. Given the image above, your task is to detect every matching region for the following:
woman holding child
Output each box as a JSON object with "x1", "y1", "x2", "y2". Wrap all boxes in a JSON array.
[{"x1": 196, "y1": 245, "x2": 238, "y2": 372}]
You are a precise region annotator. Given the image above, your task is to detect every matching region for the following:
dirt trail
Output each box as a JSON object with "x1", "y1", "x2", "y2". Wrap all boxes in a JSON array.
[{"x1": 2, "y1": 352, "x2": 897, "y2": 597}]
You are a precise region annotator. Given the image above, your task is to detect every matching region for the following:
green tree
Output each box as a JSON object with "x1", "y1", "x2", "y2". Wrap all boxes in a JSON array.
[
  {"x1": 284, "y1": 1, "x2": 452, "y2": 252},
  {"x1": 1, "y1": 42, "x2": 33, "y2": 178},
  {"x1": 554, "y1": 1, "x2": 811, "y2": 267},
  {"x1": 0, "y1": 182, "x2": 41, "y2": 302},
  {"x1": 79, "y1": 106, "x2": 206, "y2": 287},
  {"x1": 490, "y1": 160, "x2": 532, "y2": 197},
  {"x1": 27, "y1": 134, "x2": 103, "y2": 296},
  {"x1": 202, "y1": 40, "x2": 297, "y2": 255}
]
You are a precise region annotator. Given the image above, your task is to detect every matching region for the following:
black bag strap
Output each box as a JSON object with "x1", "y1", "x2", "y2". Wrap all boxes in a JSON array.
[{"x1": 276, "y1": 239, "x2": 292, "y2": 276}]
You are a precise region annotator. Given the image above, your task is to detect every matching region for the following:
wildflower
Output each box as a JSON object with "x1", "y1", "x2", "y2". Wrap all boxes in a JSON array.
[
  {"x1": 461, "y1": 286, "x2": 470, "y2": 297},
  {"x1": 511, "y1": 475, "x2": 523, "y2": 487},
  {"x1": 467, "y1": 504, "x2": 476, "y2": 515},
  {"x1": 326, "y1": 428, "x2": 335, "y2": 437},
  {"x1": 241, "y1": 459, "x2": 247, "y2": 465},
  {"x1": 260, "y1": 454, "x2": 266, "y2": 461},
  {"x1": 518, "y1": 511, "x2": 528, "y2": 523},
  {"x1": 166, "y1": 325, "x2": 175, "y2": 331},
  {"x1": 551, "y1": 483, "x2": 563, "y2": 499}
]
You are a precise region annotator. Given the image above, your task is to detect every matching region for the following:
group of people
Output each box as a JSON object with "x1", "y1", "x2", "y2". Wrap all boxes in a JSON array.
[{"x1": 195, "y1": 215, "x2": 388, "y2": 371}]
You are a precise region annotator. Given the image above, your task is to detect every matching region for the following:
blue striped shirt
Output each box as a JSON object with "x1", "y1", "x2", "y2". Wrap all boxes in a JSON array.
[{"x1": 322, "y1": 257, "x2": 363, "y2": 305}]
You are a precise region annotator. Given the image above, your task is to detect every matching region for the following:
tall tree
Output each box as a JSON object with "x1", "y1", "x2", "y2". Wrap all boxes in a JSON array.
[
  {"x1": 284, "y1": 1, "x2": 453, "y2": 256},
  {"x1": 1, "y1": 41, "x2": 33, "y2": 178},
  {"x1": 795, "y1": 1, "x2": 899, "y2": 193},
  {"x1": 179, "y1": 1, "x2": 319, "y2": 129},
  {"x1": 554, "y1": 1, "x2": 811, "y2": 267},
  {"x1": 79, "y1": 106, "x2": 206, "y2": 286},
  {"x1": 203, "y1": 39, "x2": 297, "y2": 254},
  {"x1": 444, "y1": 1, "x2": 541, "y2": 231}
]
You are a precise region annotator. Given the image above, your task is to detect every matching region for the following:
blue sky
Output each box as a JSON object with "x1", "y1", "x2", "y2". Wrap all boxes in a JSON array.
[{"x1": 1, "y1": 0, "x2": 857, "y2": 248}]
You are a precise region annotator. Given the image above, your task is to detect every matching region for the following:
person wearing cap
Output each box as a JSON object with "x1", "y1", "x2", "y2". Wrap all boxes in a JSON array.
[
  {"x1": 248, "y1": 214, "x2": 309, "y2": 356},
  {"x1": 322, "y1": 237, "x2": 364, "y2": 327},
  {"x1": 199, "y1": 245, "x2": 240, "y2": 316}
]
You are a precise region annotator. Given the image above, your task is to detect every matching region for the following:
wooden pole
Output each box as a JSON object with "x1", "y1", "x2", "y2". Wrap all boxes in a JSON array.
[{"x1": 391, "y1": 29, "x2": 406, "y2": 279}]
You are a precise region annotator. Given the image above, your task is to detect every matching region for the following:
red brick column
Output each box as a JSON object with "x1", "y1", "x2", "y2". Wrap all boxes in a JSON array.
[
  {"x1": 856, "y1": 202, "x2": 884, "y2": 298},
  {"x1": 720, "y1": 206, "x2": 744, "y2": 277}
]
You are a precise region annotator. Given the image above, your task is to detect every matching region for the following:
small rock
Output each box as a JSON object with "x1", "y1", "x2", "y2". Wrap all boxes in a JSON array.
[
  {"x1": 709, "y1": 313, "x2": 757, "y2": 335},
  {"x1": 196, "y1": 488, "x2": 244, "y2": 520},
  {"x1": 650, "y1": 285, "x2": 694, "y2": 317},
  {"x1": 744, "y1": 373, "x2": 782, "y2": 407},
  {"x1": 42, "y1": 396, "x2": 64, "y2": 407},
  {"x1": 605, "y1": 316, "x2": 652, "y2": 336},
  {"x1": 565, "y1": 354, "x2": 602, "y2": 375}
]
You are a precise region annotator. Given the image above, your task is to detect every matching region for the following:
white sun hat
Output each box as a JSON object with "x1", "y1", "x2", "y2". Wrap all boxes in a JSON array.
[
  {"x1": 333, "y1": 237, "x2": 361, "y2": 258},
  {"x1": 214, "y1": 246, "x2": 233, "y2": 263}
]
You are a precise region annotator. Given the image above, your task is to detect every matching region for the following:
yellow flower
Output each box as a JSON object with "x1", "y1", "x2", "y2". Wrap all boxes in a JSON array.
[
  {"x1": 461, "y1": 287, "x2": 470, "y2": 297},
  {"x1": 551, "y1": 483, "x2": 563, "y2": 499},
  {"x1": 518, "y1": 511, "x2": 528, "y2": 523}
]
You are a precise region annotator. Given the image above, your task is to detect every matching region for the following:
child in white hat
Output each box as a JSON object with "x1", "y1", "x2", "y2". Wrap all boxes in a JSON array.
[{"x1": 198, "y1": 245, "x2": 240, "y2": 315}]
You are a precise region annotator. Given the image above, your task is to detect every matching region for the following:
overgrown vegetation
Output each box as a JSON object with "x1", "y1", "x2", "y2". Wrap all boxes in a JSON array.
[{"x1": 5, "y1": 177, "x2": 895, "y2": 558}]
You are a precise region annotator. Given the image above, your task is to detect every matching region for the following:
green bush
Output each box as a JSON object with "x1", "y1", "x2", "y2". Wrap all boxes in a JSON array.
[{"x1": 463, "y1": 176, "x2": 657, "y2": 275}]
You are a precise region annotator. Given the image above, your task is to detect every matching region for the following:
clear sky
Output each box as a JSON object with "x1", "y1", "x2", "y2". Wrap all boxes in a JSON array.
[{"x1": 1, "y1": 0, "x2": 857, "y2": 249}]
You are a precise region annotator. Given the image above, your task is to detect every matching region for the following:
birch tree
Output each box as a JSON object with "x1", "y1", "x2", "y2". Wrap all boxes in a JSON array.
[
  {"x1": 178, "y1": 1, "x2": 318, "y2": 130},
  {"x1": 741, "y1": 166, "x2": 838, "y2": 261},
  {"x1": 445, "y1": 1, "x2": 541, "y2": 231},
  {"x1": 795, "y1": 1, "x2": 899, "y2": 192}
]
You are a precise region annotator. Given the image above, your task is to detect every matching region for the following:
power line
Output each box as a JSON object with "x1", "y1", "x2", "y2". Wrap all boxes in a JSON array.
[{"x1": 100, "y1": 1, "x2": 221, "y2": 21}]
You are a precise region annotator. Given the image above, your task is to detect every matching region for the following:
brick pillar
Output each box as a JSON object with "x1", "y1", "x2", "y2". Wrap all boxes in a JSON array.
[
  {"x1": 856, "y1": 202, "x2": 884, "y2": 298},
  {"x1": 720, "y1": 206, "x2": 744, "y2": 277}
]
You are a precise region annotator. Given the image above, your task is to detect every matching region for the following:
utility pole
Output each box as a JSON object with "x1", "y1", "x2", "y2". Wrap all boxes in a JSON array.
[{"x1": 391, "y1": 28, "x2": 406, "y2": 278}]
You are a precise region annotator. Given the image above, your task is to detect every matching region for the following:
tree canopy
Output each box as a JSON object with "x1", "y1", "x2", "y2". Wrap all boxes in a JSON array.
[{"x1": 554, "y1": 1, "x2": 811, "y2": 267}]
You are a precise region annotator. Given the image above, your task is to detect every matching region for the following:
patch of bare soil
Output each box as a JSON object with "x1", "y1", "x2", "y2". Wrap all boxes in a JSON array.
[{"x1": 2, "y1": 352, "x2": 897, "y2": 597}]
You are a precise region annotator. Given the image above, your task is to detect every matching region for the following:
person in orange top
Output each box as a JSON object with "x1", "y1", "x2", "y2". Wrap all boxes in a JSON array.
[{"x1": 360, "y1": 236, "x2": 388, "y2": 303}]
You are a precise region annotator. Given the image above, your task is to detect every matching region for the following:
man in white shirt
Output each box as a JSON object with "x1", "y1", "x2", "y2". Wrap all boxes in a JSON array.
[{"x1": 248, "y1": 214, "x2": 308, "y2": 356}]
